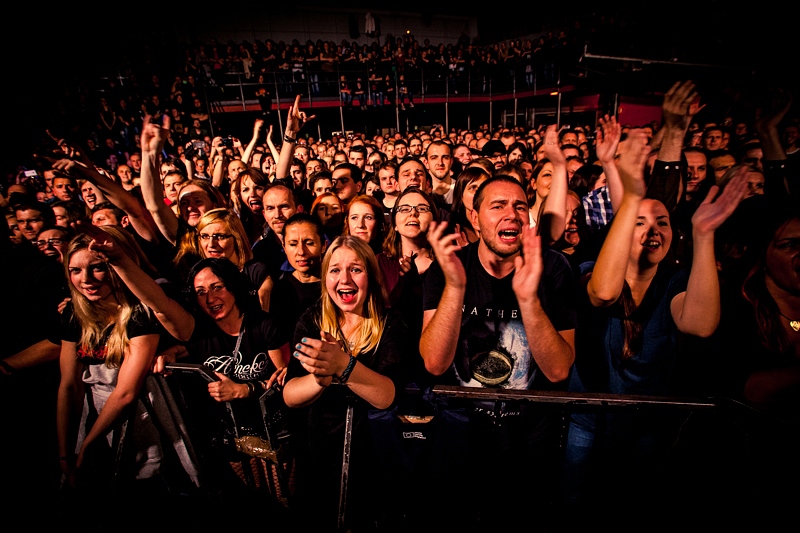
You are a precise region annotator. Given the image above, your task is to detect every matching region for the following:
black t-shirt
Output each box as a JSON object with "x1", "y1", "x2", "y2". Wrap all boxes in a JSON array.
[
  {"x1": 285, "y1": 302, "x2": 411, "y2": 529},
  {"x1": 60, "y1": 302, "x2": 162, "y2": 363},
  {"x1": 251, "y1": 229, "x2": 289, "y2": 280},
  {"x1": 185, "y1": 310, "x2": 288, "y2": 433},
  {"x1": 422, "y1": 241, "x2": 577, "y2": 391},
  {"x1": 270, "y1": 271, "x2": 321, "y2": 331}
]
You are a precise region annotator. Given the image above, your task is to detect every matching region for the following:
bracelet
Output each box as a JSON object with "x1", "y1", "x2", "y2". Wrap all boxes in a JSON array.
[
  {"x1": 335, "y1": 355, "x2": 357, "y2": 385},
  {"x1": 283, "y1": 134, "x2": 297, "y2": 144},
  {"x1": 246, "y1": 381, "x2": 257, "y2": 397}
]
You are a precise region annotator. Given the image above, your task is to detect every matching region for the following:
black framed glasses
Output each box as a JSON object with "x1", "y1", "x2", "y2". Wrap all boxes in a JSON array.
[
  {"x1": 33, "y1": 238, "x2": 65, "y2": 248},
  {"x1": 199, "y1": 233, "x2": 233, "y2": 242},
  {"x1": 396, "y1": 204, "x2": 431, "y2": 215}
]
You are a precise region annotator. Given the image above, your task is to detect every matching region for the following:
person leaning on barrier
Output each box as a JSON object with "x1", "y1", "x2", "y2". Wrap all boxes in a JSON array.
[{"x1": 419, "y1": 174, "x2": 578, "y2": 530}]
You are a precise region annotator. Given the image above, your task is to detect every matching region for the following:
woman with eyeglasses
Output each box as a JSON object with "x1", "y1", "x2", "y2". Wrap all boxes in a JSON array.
[
  {"x1": 195, "y1": 208, "x2": 274, "y2": 312},
  {"x1": 378, "y1": 187, "x2": 439, "y2": 342},
  {"x1": 88, "y1": 230, "x2": 293, "y2": 524}
]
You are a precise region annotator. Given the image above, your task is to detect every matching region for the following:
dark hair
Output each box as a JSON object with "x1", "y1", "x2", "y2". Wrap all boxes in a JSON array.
[
  {"x1": 349, "y1": 144, "x2": 367, "y2": 157},
  {"x1": 283, "y1": 211, "x2": 326, "y2": 242},
  {"x1": 91, "y1": 201, "x2": 126, "y2": 222},
  {"x1": 473, "y1": 176, "x2": 526, "y2": 213},
  {"x1": 383, "y1": 186, "x2": 440, "y2": 259},
  {"x1": 185, "y1": 257, "x2": 260, "y2": 315},
  {"x1": 15, "y1": 200, "x2": 57, "y2": 225},
  {"x1": 333, "y1": 162, "x2": 363, "y2": 183},
  {"x1": 570, "y1": 163, "x2": 604, "y2": 198}
]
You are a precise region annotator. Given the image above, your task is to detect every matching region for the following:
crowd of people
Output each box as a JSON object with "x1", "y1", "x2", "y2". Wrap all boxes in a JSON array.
[{"x1": 2, "y1": 68, "x2": 799, "y2": 531}]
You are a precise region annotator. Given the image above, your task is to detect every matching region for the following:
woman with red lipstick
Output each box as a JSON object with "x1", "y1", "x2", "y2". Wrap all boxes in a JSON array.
[
  {"x1": 559, "y1": 129, "x2": 750, "y2": 522},
  {"x1": 283, "y1": 235, "x2": 411, "y2": 531}
]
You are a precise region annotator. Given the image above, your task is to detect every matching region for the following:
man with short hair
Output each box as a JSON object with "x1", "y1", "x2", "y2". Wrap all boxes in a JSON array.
[
  {"x1": 482, "y1": 139, "x2": 507, "y2": 170},
  {"x1": 558, "y1": 128, "x2": 579, "y2": 147},
  {"x1": 394, "y1": 139, "x2": 408, "y2": 160},
  {"x1": 15, "y1": 201, "x2": 56, "y2": 242},
  {"x1": 702, "y1": 126, "x2": 724, "y2": 152},
  {"x1": 128, "y1": 152, "x2": 143, "y2": 178},
  {"x1": 116, "y1": 164, "x2": 135, "y2": 190},
  {"x1": 253, "y1": 183, "x2": 301, "y2": 277},
  {"x1": 91, "y1": 202, "x2": 129, "y2": 227},
  {"x1": 408, "y1": 136, "x2": 423, "y2": 157},
  {"x1": 52, "y1": 175, "x2": 78, "y2": 202},
  {"x1": 332, "y1": 162, "x2": 363, "y2": 205},
  {"x1": 708, "y1": 151, "x2": 737, "y2": 184},
  {"x1": 348, "y1": 144, "x2": 367, "y2": 171},
  {"x1": 377, "y1": 161, "x2": 400, "y2": 213},
  {"x1": 683, "y1": 147, "x2": 709, "y2": 201},
  {"x1": 424, "y1": 140, "x2": 455, "y2": 207},
  {"x1": 421, "y1": 176, "x2": 577, "y2": 529},
  {"x1": 396, "y1": 157, "x2": 429, "y2": 192},
  {"x1": 738, "y1": 141, "x2": 763, "y2": 171}
]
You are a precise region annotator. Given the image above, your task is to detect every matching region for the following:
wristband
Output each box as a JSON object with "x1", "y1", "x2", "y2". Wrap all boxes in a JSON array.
[
  {"x1": 334, "y1": 355, "x2": 357, "y2": 385},
  {"x1": 246, "y1": 381, "x2": 257, "y2": 397},
  {"x1": 283, "y1": 135, "x2": 297, "y2": 144}
]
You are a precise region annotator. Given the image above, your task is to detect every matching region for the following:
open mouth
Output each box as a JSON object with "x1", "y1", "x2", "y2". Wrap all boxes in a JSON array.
[
  {"x1": 338, "y1": 289, "x2": 357, "y2": 304},
  {"x1": 498, "y1": 229, "x2": 520, "y2": 243},
  {"x1": 643, "y1": 240, "x2": 661, "y2": 251}
]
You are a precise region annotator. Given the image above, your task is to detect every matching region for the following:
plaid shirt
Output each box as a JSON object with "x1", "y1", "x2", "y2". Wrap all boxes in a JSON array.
[{"x1": 582, "y1": 185, "x2": 613, "y2": 231}]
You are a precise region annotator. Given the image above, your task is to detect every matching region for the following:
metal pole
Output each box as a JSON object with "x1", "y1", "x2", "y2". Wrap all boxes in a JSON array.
[
  {"x1": 513, "y1": 76, "x2": 518, "y2": 128},
  {"x1": 238, "y1": 75, "x2": 246, "y2": 111},
  {"x1": 337, "y1": 403, "x2": 355, "y2": 532},
  {"x1": 274, "y1": 75, "x2": 284, "y2": 136}
]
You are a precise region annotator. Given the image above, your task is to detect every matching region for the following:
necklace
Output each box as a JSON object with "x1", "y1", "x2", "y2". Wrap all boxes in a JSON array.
[{"x1": 777, "y1": 310, "x2": 800, "y2": 332}]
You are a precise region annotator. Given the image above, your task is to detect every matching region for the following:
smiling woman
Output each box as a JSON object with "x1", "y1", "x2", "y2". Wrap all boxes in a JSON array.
[
  {"x1": 282, "y1": 235, "x2": 411, "y2": 531},
  {"x1": 56, "y1": 226, "x2": 175, "y2": 510}
]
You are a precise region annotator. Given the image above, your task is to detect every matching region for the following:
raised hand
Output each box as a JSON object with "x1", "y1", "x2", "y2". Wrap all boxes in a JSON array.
[
  {"x1": 691, "y1": 166, "x2": 749, "y2": 235},
  {"x1": 543, "y1": 124, "x2": 565, "y2": 165},
  {"x1": 286, "y1": 94, "x2": 316, "y2": 137},
  {"x1": 140, "y1": 114, "x2": 171, "y2": 153},
  {"x1": 615, "y1": 129, "x2": 651, "y2": 199},
  {"x1": 754, "y1": 87, "x2": 793, "y2": 134},
  {"x1": 512, "y1": 224, "x2": 543, "y2": 304},
  {"x1": 427, "y1": 220, "x2": 467, "y2": 289},
  {"x1": 662, "y1": 80, "x2": 702, "y2": 131},
  {"x1": 82, "y1": 222, "x2": 128, "y2": 264},
  {"x1": 595, "y1": 114, "x2": 621, "y2": 164}
]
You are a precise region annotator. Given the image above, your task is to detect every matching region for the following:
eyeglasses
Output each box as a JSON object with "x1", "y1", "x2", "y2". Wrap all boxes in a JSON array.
[
  {"x1": 396, "y1": 204, "x2": 431, "y2": 214},
  {"x1": 33, "y1": 238, "x2": 65, "y2": 248},
  {"x1": 199, "y1": 233, "x2": 233, "y2": 242}
]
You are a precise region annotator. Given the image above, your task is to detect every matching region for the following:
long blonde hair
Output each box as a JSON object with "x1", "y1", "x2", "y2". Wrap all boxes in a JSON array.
[
  {"x1": 318, "y1": 236, "x2": 387, "y2": 355},
  {"x1": 65, "y1": 226, "x2": 150, "y2": 368}
]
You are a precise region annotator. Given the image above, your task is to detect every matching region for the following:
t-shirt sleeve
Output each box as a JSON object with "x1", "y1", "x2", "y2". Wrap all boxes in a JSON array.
[
  {"x1": 540, "y1": 249, "x2": 579, "y2": 332},
  {"x1": 127, "y1": 305, "x2": 164, "y2": 339},
  {"x1": 421, "y1": 259, "x2": 446, "y2": 311}
]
